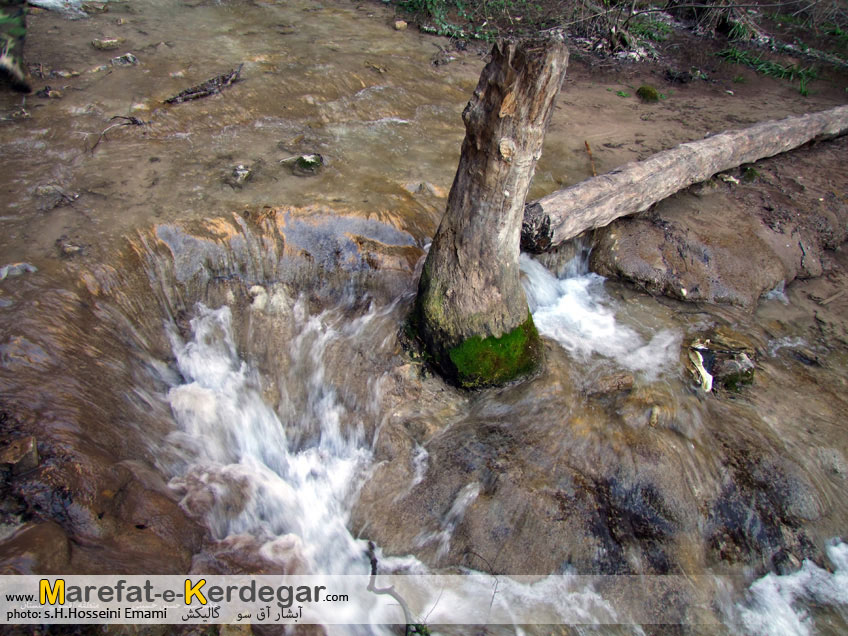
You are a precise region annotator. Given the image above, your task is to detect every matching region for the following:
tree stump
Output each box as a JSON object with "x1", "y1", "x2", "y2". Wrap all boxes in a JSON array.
[{"x1": 413, "y1": 38, "x2": 569, "y2": 388}]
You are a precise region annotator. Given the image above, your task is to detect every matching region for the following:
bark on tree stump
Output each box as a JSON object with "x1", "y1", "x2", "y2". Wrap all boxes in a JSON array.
[{"x1": 413, "y1": 38, "x2": 569, "y2": 388}]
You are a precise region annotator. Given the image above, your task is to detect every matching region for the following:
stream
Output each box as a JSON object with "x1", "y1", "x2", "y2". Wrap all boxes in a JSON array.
[{"x1": 1, "y1": 0, "x2": 847, "y2": 634}]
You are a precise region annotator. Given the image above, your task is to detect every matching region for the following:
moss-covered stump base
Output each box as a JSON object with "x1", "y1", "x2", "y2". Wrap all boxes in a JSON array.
[{"x1": 414, "y1": 313, "x2": 543, "y2": 389}]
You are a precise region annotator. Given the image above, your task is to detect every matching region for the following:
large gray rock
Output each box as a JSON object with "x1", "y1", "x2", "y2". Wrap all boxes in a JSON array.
[{"x1": 590, "y1": 190, "x2": 833, "y2": 308}]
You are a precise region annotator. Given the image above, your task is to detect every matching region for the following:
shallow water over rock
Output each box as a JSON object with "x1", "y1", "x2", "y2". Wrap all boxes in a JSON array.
[{"x1": 1, "y1": 211, "x2": 846, "y2": 632}]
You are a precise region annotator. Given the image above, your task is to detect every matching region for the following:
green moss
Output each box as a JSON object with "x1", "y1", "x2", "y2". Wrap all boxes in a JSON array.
[
  {"x1": 292, "y1": 154, "x2": 323, "y2": 176},
  {"x1": 447, "y1": 313, "x2": 541, "y2": 388},
  {"x1": 636, "y1": 85, "x2": 660, "y2": 103},
  {"x1": 741, "y1": 165, "x2": 760, "y2": 182}
]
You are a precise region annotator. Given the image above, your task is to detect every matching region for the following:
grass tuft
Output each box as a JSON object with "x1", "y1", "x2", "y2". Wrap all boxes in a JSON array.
[{"x1": 717, "y1": 47, "x2": 818, "y2": 95}]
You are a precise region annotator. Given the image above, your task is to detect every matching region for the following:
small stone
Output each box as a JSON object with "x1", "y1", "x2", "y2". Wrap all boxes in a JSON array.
[
  {"x1": 57, "y1": 241, "x2": 83, "y2": 257},
  {"x1": 81, "y1": 1, "x2": 108, "y2": 13},
  {"x1": 35, "y1": 86, "x2": 63, "y2": 99},
  {"x1": 588, "y1": 371, "x2": 634, "y2": 396},
  {"x1": 394, "y1": 20, "x2": 408, "y2": 31},
  {"x1": 686, "y1": 328, "x2": 757, "y2": 393},
  {"x1": 292, "y1": 154, "x2": 324, "y2": 177},
  {"x1": 649, "y1": 406, "x2": 660, "y2": 427},
  {"x1": 111, "y1": 53, "x2": 139, "y2": 67},
  {"x1": 0, "y1": 437, "x2": 39, "y2": 475},
  {"x1": 228, "y1": 164, "x2": 252, "y2": 187},
  {"x1": 92, "y1": 38, "x2": 123, "y2": 51}
]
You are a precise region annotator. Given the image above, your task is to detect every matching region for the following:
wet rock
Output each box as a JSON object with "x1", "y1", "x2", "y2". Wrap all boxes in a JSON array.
[
  {"x1": 0, "y1": 262, "x2": 37, "y2": 280},
  {"x1": 191, "y1": 534, "x2": 308, "y2": 575},
  {"x1": 81, "y1": 1, "x2": 109, "y2": 13},
  {"x1": 431, "y1": 49, "x2": 456, "y2": 67},
  {"x1": 0, "y1": 521, "x2": 70, "y2": 574},
  {"x1": 591, "y1": 193, "x2": 790, "y2": 308},
  {"x1": 35, "y1": 184, "x2": 79, "y2": 210},
  {"x1": 227, "y1": 164, "x2": 253, "y2": 188},
  {"x1": 0, "y1": 436, "x2": 38, "y2": 475},
  {"x1": 685, "y1": 327, "x2": 757, "y2": 392},
  {"x1": 817, "y1": 448, "x2": 848, "y2": 479},
  {"x1": 402, "y1": 181, "x2": 447, "y2": 198},
  {"x1": 35, "y1": 85, "x2": 63, "y2": 99},
  {"x1": 224, "y1": 160, "x2": 265, "y2": 189},
  {"x1": 291, "y1": 153, "x2": 324, "y2": 177},
  {"x1": 56, "y1": 239, "x2": 84, "y2": 258},
  {"x1": 111, "y1": 53, "x2": 139, "y2": 67},
  {"x1": 92, "y1": 37, "x2": 124, "y2": 51},
  {"x1": 707, "y1": 449, "x2": 823, "y2": 572},
  {"x1": 587, "y1": 371, "x2": 634, "y2": 397}
]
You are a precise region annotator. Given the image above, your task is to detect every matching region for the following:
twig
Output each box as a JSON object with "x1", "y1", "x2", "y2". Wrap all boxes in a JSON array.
[
  {"x1": 91, "y1": 115, "x2": 145, "y2": 151},
  {"x1": 584, "y1": 140, "x2": 597, "y2": 177},
  {"x1": 164, "y1": 64, "x2": 243, "y2": 104},
  {"x1": 463, "y1": 550, "x2": 500, "y2": 624},
  {"x1": 365, "y1": 541, "x2": 417, "y2": 633},
  {"x1": 820, "y1": 289, "x2": 845, "y2": 305}
]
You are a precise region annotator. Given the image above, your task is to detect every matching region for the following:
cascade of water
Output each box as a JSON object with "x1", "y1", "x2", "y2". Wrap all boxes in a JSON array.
[
  {"x1": 520, "y1": 253, "x2": 680, "y2": 378},
  {"x1": 162, "y1": 301, "x2": 378, "y2": 574}
]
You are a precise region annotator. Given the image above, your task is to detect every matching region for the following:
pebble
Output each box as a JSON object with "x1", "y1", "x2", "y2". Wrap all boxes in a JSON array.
[
  {"x1": 111, "y1": 53, "x2": 139, "y2": 67},
  {"x1": 0, "y1": 437, "x2": 39, "y2": 475},
  {"x1": 0, "y1": 263, "x2": 37, "y2": 281},
  {"x1": 91, "y1": 38, "x2": 123, "y2": 51}
]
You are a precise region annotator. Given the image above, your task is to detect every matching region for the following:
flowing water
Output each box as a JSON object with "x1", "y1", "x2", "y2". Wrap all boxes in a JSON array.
[{"x1": 2, "y1": 0, "x2": 848, "y2": 634}]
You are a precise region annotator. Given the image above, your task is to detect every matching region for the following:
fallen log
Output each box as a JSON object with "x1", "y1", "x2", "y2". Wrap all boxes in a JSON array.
[{"x1": 521, "y1": 104, "x2": 848, "y2": 253}]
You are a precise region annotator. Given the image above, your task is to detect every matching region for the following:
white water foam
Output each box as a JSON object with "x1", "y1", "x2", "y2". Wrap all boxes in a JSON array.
[
  {"x1": 734, "y1": 541, "x2": 848, "y2": 635},
  {"x1": 163, "y1": 302, "x2": 377, "y2": 574},
  {"x1": 521, "y1": 254, "x2": 680, "y2": 377},
  {"x1": 415, "y1": 482, "x2": 481, "y2": 560}
]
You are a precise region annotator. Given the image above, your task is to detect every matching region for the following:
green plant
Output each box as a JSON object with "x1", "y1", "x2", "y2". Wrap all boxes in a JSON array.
[
  {"x1": 629, "y1": 18, "x2": 671, "y2": 43},
  {"x1": 728, "y1": 20, "x2": 752, "y2": 41},
  {"x1": 732, "y1": 74, "x2": 746, "y2": 83},
  {"x1": 771, "y1": 12, "x2": 807, "y2": 27},
  {"x1": 741, "y1": 164, "x2": 760, "y2": 182},
  {"x1": 717, "y1": 47, "x2": 818, "y2": 95},
  {"x1": 826, "y1": 24, "x2": 848, "y2": 47},
  {"x1": 615, "y1": 90, "x2": 630, "y2": 98},
  {"x1": 396, "y1": 0, "x2": 566, "y2": 40}
]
